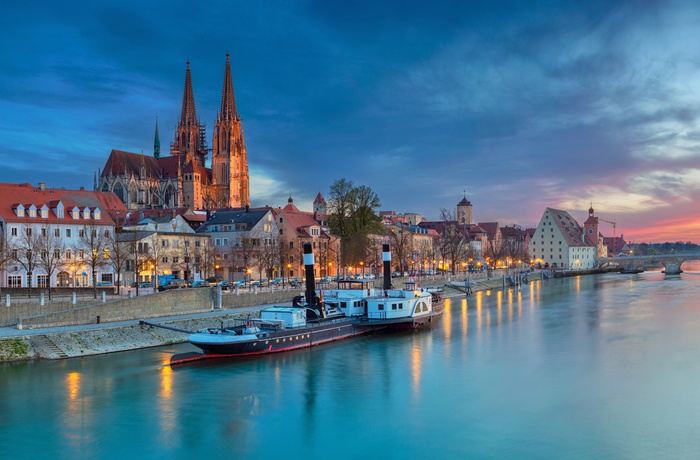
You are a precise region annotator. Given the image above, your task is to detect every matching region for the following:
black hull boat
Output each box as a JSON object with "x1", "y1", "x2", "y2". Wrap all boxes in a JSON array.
[
  {"x1": 171, "y1": 314, "x2": 377, "y2": 365},
  {"x1": 171, "y1": 243, "x2": 381, "y2": 366}
]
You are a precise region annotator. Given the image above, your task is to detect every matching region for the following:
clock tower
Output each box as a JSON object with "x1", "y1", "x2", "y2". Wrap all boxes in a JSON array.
[
  {"x1": 583, "y1": 204, "x2": 601, "y2": 252},
  {"x1": 457, "y1": 193, "x2": 472, "y2": 225}
]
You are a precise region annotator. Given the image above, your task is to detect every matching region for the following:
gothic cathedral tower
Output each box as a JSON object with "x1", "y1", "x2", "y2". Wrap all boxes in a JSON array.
[
  {"x1": 211, "y1": 53, "x2": 251, "y2": 208},
  {"x1": 170, "y1": 61, "x2": 208, "y2": 167}
]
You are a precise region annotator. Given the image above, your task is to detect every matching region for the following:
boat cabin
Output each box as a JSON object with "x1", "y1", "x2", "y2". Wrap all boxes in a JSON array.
[{"x1": 260, "y1": 307, "x2": 306, "y2": 328}]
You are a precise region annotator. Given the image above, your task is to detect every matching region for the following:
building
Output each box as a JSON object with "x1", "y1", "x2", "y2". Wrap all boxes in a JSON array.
[
  {"x1": 457, "y1": 194, "x2": 473, "y2": 225},
  {"x1": 0, "y1": 182, "x2": 127, "y2": 288},
  {"x1": 120, "y1": 214, "x2": 212, "y2": 285},
  {"x1": 529, "y1": 207, "x2": 597, "y2": 270},
  {"x1": 97, "y1": 54, "x2": 250, "y2": 212},
  {"x1": 273, "y1": 197, "x2": 340, "y2": 279},
  {"x1": 197, "y1": 206, "x2": 277, "y2": 283}
]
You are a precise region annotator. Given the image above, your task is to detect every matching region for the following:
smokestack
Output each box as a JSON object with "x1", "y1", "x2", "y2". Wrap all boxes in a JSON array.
[
  {"x1": 303, "y1": 243, "x2": 317, "y2": 305},
  {"x1": 382, "y1": 244, "x2": 392, "y2": 290},
  {"x1": 39, "y1": 182, "x2": 46, "y2": 191}
]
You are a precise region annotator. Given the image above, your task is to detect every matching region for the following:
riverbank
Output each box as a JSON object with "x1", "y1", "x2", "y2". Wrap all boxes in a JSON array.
[{"x1": 0, "y1": 272, "x2": 542, "y2": 363}]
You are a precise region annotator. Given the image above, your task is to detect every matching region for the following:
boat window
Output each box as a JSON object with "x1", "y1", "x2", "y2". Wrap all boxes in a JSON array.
[
  {"x1": 392, "y1": 304, "x2": 397, "y2": 310},
  {"x1": 378, "y1": 304, "x2": 384, "y2": 310}
]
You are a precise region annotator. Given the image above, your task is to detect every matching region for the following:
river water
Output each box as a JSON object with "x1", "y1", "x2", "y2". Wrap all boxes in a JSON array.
[{"x1": 2, "y1": 266, "x2": 700, "y2": 459}]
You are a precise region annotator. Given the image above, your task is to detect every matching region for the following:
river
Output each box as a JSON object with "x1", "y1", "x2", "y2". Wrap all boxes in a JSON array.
[{"x1": 2, "y1": 265, "x2": 700, "y2": 459}]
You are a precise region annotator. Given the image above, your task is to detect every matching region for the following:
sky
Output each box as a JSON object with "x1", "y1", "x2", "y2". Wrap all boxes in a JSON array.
[{"x1": 1, "y1": 0, "x2": 700, "y2": 243}]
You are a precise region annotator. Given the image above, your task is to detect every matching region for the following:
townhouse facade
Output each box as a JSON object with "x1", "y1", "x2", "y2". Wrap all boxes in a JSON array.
[{"x1": 0, "y1": 182, "x2": 127, "y2": 288}]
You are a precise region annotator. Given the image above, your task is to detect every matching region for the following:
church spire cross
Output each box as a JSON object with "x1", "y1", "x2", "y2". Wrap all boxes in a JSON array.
[{"x1": 154, "y1": 116, "x2": 161, "y2": 159}]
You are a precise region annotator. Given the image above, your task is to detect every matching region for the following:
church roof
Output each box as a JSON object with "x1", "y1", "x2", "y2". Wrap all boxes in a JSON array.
[{"x1": 314, "y1": 192, "x2": 326, "y2": 204}]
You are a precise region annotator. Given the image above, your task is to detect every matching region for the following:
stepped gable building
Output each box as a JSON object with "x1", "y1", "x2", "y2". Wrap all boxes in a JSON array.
[{"x1": 97, "y1": 54, "x2": 250, "y2": 212}]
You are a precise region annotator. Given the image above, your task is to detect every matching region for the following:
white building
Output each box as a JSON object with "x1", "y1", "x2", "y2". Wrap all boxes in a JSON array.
[
  {"x1": 529, "y1": 207, "x2": 597, "y2": 270},
  {"x1": 0, "y1": 182, "x2": 127, "y2": 288}
]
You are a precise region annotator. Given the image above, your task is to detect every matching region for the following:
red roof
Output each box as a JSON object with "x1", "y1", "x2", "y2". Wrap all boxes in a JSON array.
[{"x1": 0, "y1": 182, "x2": 127, "y2": 226}]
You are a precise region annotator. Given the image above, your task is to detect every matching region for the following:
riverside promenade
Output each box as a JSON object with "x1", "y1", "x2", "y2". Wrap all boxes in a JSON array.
[{"x1": 0, "y1": 271, "x2": 541, "y2": 362}]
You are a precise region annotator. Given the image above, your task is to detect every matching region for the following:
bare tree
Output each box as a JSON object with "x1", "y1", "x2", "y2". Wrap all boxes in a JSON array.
[
  {"x1": 437, "y1": 209, "x2": 470, "y2": 275},
  {"x1": 387, "y1": 223, "x2": 410, "y2": 274},
  {"x1": 0, "y1": 226, "x2": 13, "y2": 291},
  {"x1": 74, "y1": 223, "x2": 109, "y2": 298},
  {"x1": 36, "y1": 224, "x2": 65, "y2": 299},
  {"x1": 105, "y1": 228, "x2": 131, "y2": 291},
  {"x1": 12, "y1": 224, "x2": 42, "y2": 297}
]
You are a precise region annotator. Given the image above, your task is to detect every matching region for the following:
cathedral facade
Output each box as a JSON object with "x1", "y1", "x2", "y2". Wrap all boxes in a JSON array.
[{"x1": 97, "y1": 54, "x2": 250, "y2": 212}]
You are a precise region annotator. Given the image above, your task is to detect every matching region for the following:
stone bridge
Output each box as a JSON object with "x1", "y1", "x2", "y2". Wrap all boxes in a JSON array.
[{"x1": 595, "y1": 253, "x2": 700, "y2": 275}]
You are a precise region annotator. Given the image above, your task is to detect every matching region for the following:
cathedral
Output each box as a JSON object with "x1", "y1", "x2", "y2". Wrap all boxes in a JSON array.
[{"x1": 96, "y1": 54, "x2": 250, "y2": 211}]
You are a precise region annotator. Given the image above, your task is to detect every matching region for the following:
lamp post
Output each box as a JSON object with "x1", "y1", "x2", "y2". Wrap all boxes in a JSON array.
[
  {"x1": 360, "y1": 261, "x2": 364, "y2": 278},
  {"x1": 286, "y1": 263, "x2": 291, "y2": 287}
]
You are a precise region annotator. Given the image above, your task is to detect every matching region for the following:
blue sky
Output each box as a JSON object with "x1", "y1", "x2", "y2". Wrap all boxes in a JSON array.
[{"x1": 2, "y1": 0, "x2": 700, "y2": 242}]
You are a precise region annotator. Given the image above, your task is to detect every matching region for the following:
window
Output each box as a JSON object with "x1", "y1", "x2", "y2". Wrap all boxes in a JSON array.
[
  {"x1": 195, "y1": 241, "x2": 201, "y2": 247},
  {"x1": 66, "y1": 229, "x2": 72, "y2": 238},
  {"x1": 65, "y1": 249, "x2": 72, "y2": 259},
  {"x1": 104, "y1": 229, "x2": 110, "y2": 238},
  {"x1": 41, "y1": 209, "x2": 48, "y2": 218},
  {"x1": 41, "y1": 228, "x2": 47, "y2": 237},
  {"x1": 79, "y1": 229, "x2": 85, "y2": 238},
  {"x1": 37, "y1": 275, "x2": 49, "y2": 288},
  {"x1": 162, "y1": 257, "x2": 169, "y2": 263},
  {"x1": 173, "y1": 256, "x2": 179, "y2": 264},
  {"x1": 11, "y1": 227, "x2": 17, "y2": 237},
  {"x1": 79, "y1": 250, "x2": 85, "y2": 259},
  {"x1": 8, "y1": 275, "x2": 21, "y2": 288},
  {"x1": 54, "y1": 228, "x2": 60, "y2": 237},
  {"x1": 162, "y1": 240, "x2": 169, "y2": 247},
  {"x1": 25, "y1": 227, "x2": 32, "y2": 237},
  {"x1": 91, "y1": 229, "x2": 97, "y2": 237},
  {"x1": 54, "y1": 249, "x2": 60, "y2": 258},
  {"x1": 378, "y1": 304, "x2": 384, "y2": 311}
]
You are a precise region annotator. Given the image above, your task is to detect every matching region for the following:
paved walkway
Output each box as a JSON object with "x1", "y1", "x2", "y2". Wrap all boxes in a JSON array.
[{"x1": 0, "y1": 304, "x2": 265, "y2": 339}]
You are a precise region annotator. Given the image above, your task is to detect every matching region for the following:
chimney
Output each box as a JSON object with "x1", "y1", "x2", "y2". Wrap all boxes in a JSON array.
[
  {"x1": 79, "y1": 186, "x2": 84, "y2": 191},
  {"x1": 39, "y1": 182, "x2": 46, "y2": 191}
]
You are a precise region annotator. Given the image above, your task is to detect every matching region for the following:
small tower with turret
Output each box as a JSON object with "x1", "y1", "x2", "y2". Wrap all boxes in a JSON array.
[{"x1": 457, "y1": 192, "x2": 473, "y2": 225}]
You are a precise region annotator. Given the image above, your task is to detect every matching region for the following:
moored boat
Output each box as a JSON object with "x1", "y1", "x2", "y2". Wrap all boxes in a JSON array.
[
  {"x1": 360, "y1": 244, "x2": 443, "y2": 329},
  {"x1": 170, "y1": 243, "x2": 377, "y2": 365}
]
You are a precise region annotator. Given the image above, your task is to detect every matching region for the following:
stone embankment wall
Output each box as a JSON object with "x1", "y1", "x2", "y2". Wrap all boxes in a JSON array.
[
  {"x1": 6, "y1": 287, "x2": 303, "y2": 329},
  {"x1": 0, "y1": 313, "x2": 253, "y2": 362},
  {"x1": 0, "y1": 275, "x2": 549, "y2": 363}
]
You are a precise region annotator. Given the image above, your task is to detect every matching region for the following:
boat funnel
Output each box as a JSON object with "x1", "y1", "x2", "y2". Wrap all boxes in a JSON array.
[
  {"x1": 303, "y1": 243, "x2": 319, "y2": 304},
  {"x1": 383, "y1": 244, "x2": 392, "y2": 290}
]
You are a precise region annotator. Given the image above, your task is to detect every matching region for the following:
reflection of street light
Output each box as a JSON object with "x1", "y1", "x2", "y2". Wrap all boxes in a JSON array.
[{"x1": 287, "y1": 263, "x2": 291, "y2": 286}]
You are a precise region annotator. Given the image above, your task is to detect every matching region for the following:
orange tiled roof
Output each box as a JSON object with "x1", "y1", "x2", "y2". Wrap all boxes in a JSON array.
[{"x1": 0, "y1": 182, "x2": 127, "y2": 226}]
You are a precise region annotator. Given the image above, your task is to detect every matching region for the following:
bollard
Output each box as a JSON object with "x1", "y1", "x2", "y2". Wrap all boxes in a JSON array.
[
  {"x1": 96, "y1": 315, "x2": 101, "y2": 324},
  {"x1": 235, "y1": 286, "x2": 239, "y2": 295},
  {"x1": 129, "y1": 290, "x2": 134, "y2": 299},
  {"x1": 40, "y1": 293, "x2": 45, "y2": 306},
  {"x1": 213, "y1": 286, "x2": 222, "y2": 310},
  {"x1": 253, "y1": 285, "x2": 258, "y2": 295},
  {"x1": 102, "y1": 291, "x2": 106, "y2": 303},
  {"x1": 5, "y1": 294, "x2": 9, "y2": 307},
  {"x1": 72, "y1": 292, "x2": 77, "y2": 305}
]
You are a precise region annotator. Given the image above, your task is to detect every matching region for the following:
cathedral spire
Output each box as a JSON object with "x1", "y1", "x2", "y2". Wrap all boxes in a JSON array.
[
  {"x1": 154, "y1": 116, "x2": 161, "y2": 159},
  {"x1": 219, "y1": 52, "x2": 237, "y2": 122},
  {"x1": 180, "y1": 60, "x2": 198, "y2": 127}
]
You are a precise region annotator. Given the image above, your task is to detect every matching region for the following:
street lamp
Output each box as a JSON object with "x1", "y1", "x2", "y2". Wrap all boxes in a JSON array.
[
  {"x1": 360, "y1": 261, "x2": 364, "y2": 278},
  {"x1": 287, "y1": 263, "x2": 291, "y2": 286}
]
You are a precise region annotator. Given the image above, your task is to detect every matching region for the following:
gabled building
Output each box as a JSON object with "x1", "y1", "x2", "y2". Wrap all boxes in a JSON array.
[
  {"x1": 197, "y1": 206, "x2": 277, "y2": 282},
  {"x1": 272, "y1": 197, "x2": 340, "y2": 279},
  {"x1": 121, "y1": 214, "x2": 211, "y2": 285},
  {"x1": 0, "y1": 182, "x2": 127, "y2": 288},
  {"x1": 529, "y1": 208, "x2": 596, "y2": 270}
]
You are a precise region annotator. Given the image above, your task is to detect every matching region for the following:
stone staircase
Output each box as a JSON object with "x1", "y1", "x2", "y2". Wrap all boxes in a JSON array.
[{"x1": 30, "y1": 335, "x2": 68, "y2": 359}]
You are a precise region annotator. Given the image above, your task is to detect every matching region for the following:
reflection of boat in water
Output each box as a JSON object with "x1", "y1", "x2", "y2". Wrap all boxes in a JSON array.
[{"x1": 170, "y1": 243, "x2": 378, "y2": 365}]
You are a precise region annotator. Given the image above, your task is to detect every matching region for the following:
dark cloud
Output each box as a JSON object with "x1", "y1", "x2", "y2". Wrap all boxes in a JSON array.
[{"x1": 1, "y1": 0, "x2": 699, "y2": 241}]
